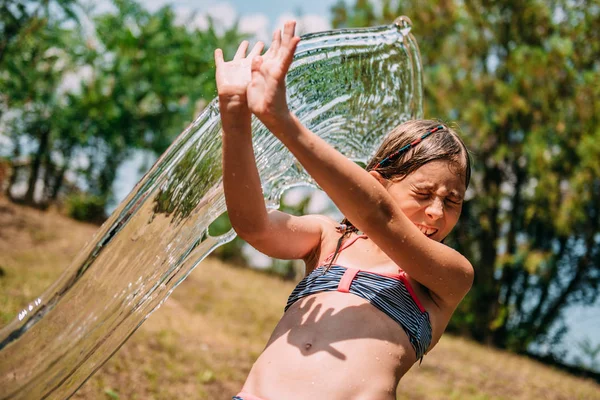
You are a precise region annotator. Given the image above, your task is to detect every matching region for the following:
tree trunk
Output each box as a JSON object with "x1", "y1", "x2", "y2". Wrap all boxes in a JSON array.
[
  {"x1": 50, "y1": 156, "x2": 71, "y2": 201},
  {"x1": 24, "y1": 126, "x2": 51, "y2": 205},
  {"x1": 5, "y1": 136, "x2": 22, "y2": 199},
  {"x1": 472, "y1": 162, "x2": 502, "y2": 343},
  {"x1": 492, "y1": 161, "x2": 525, "y2": 347},
  {"x1": 531, "y1": 219, "x2": 598, "y2": 340},
  {"x1": 41, "y1": 146, "x2": 54, "y2": 205}
]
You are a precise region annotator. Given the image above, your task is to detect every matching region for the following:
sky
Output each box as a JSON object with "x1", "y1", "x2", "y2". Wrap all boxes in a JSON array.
[{"x1": 91, "y1": 0, "x2": 345, "y2": 42}]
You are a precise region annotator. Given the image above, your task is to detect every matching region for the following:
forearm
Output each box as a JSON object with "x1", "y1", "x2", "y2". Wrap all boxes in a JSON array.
[
  {"x1": 270, "y1": 113, "x2": 398, "y2": 232},
  {"x1": 270, "y1": 114, "x2": 473, "y2": 301},
  {"x1": 240, "y1": 20, "x2": 472, "y2": 302},
  {"x1": 220, "y1": 101, "x2": 269, "y2": 236}
]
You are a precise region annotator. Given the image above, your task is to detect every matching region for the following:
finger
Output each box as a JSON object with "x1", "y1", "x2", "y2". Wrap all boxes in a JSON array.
[
  {"x1": 248, "y1": 41, "x2": 265, "y2": 58},
  {"x1": 250, "y1": 56, "x2": 264, "y2": 89},
  {"x1": 279, "y1": 36, "x2": 301, "y2": 73},
  {"x1": 269, "y1": 29, "x2": 281, "y2": 55},
  {"x1": 214, "y1": 48, "x2": 224, "y2": 66},
  {"x1": 251, "y1": 55, "x2": 263, "y2": 74},
  {"x1": 234, "y1": 40, "x2": 249, "y2": 60},
  {"x1": 281, "y1": 20, "x2": 296, "y2": 47}
]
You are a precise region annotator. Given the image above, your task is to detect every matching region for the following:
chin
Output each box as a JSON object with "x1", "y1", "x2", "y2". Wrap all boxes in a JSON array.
[
  {"x1": 426, "y1": 231, "x2": 445, "y2": 242},
  {"x1": 417, "y1": 230, "x2": 438, "y2": 241}
]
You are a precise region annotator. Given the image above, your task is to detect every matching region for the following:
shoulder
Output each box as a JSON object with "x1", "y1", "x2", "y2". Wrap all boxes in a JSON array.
[
  {"x1": 298, "y1": 214, "x2": 342, "y2": 272},
  {"x1": 293, "y1": 213, "x2": 340, "y2": 233}
]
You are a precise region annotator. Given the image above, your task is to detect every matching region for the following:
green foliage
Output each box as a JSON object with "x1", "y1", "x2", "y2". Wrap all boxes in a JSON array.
[
  {"x1": 208, "y1": 212, "x2": 247, "y2": 265},
  {"x1": 103, "y1": 388, "x2": 120, "y2": 399},
  {"x1": 0, "y1": 1, "x2": 85, "y2": 204},
  {"x1": 4, "y1": 0, "x2": 597, "y2": 365},
  {"x1": 0, "y1": 0, "x2": 80, "y2": 65},
  {"x1": 152, "y1": 130, "x2": 223, "y2": 221},
  {"x1": 333, "y1": 0, "x2": 600, "y2": 356},
  {"x1": 65, "y1": 193, "x2": 107, "y2": 223},
  {"x1": 1, "y1": 0, "x2": 247, "y2": 209},
  {"x1": 208, "y1": 212, "x2": 233, "y2": 237}
]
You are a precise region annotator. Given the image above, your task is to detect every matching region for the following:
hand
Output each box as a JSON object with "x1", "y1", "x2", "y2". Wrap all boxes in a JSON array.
[
  {"x1": 215, "y1": 40, "x2": 265, "y2": 108},
  {"x1": 247, "y1": 21, "x2": 301, "y2": 131}
]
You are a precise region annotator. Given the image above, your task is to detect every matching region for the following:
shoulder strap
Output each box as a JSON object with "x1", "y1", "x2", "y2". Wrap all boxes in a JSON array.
[{"x1": 323, "y1": 234, "x2": 368, "y2": 263}]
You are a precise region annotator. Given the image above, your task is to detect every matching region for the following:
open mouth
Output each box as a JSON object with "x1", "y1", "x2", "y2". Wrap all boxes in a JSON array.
[{"x1": 416, "y1": 224, "x2": 438, "y2": 237}]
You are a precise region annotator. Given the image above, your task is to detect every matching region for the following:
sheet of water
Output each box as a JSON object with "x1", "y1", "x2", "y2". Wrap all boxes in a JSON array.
[{"x1": 0, "y1": 17, "x2": 423, "y2": 399}]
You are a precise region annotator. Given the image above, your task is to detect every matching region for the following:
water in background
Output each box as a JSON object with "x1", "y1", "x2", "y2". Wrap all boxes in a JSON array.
[{"x1": 0, "y1": 17, "x2": 423, "y2": 399}]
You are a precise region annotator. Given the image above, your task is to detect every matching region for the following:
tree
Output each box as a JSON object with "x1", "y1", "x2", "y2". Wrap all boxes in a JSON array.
[
  {"x1": 0, "y1": 0, "x2": 80, "y2": 64},
  {"x1": 332, "y1": 0, "x2": 600, "y2": 358},
  {"x1": 83, "y1": 0, "x2": 248, "y2": 206},
  {"x1": 0, "y1": 5, "x2": 83, "y2": 204},
  {"x1": 1, "y1": 0, "x2": 247, "y2": 212}
]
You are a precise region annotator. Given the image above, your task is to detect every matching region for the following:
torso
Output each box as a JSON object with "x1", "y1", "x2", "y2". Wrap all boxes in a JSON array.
[{"x1": 242, "y1": 223, "x2": 456, "y2": 400}]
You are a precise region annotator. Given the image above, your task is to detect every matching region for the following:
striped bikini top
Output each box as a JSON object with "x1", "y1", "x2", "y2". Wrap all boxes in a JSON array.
[{"x1": 285, "y1": 235, "x2": 432, "y2": 360}]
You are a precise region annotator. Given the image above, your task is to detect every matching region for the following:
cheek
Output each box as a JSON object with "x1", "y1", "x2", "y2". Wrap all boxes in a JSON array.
[
  {"x1": 452, "y1": 204, "x2": 463, "y2": 218},
  {"x1": 445, "y1": 207, "x2": 462, "y2": 227},
  {"x1": 400, "y1": 192, "x2": 432, "y2": 209},
  {"x1": 398, "y1": 196, "x2": 424, "y2": 214}
]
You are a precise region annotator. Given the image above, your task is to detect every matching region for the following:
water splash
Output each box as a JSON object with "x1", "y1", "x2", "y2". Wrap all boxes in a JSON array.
[{"x1": 0, "y1": 17, "x2": 422, "y2": 399}]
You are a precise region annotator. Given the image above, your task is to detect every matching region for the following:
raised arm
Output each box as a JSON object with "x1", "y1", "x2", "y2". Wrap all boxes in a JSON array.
[
  {"x1": 247, "y1": 21, "x2": 473, "y2": 305},
  {"x1": 215, "y1": 38, "x2": 324, "y2": 264}
]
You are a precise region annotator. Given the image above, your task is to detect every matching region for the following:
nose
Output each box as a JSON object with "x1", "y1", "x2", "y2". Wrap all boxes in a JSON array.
[{"x1": 425, "y1": 197, "x2": 444, "y2": 221}]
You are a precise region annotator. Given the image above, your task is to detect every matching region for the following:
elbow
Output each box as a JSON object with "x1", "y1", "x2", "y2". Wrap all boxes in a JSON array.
[
  {"x1": 232, "y1": 225, "x2": 276, "y2": 257},
  {"x1": 464, "y1": 260, "x2": 475, "y2": 287},
  {"x1": 228, "y1": 212, "x2": 267, "y2": 242},
  {"x1": 231, "y1": 224, "x2": 267, "y2": 243},
  {"x1": 460, "y1": 261, "x2": 475, "y2": 297},
  {"x1": 229, "y1": 215, "x2": 269, "y2": 242}
]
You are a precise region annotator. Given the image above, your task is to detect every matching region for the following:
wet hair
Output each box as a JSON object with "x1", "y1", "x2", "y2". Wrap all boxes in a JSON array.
[{"x1": 325, "y1": 119, "x2": 471, "y2": 270}]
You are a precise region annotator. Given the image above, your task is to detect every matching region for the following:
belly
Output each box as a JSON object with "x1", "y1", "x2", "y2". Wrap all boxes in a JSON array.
[{"x1": 243, "y1": 292, "x2": 417, "y2": 400}]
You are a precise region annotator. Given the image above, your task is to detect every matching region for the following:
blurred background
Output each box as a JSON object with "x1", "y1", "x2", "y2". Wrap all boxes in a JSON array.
[{"x1": 1, "y1": 0, "x2": 599, "y2": 398}]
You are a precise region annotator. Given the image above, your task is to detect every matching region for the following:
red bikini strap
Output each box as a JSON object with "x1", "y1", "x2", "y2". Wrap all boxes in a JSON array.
[{"x1": 324, "y1": 234, "x2": 368, "y2": 263}]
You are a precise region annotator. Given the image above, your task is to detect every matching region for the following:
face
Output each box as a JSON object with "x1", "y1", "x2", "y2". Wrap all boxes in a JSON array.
[{"x1": 370, "y1": 160, "x2": 467, "y2": 242}]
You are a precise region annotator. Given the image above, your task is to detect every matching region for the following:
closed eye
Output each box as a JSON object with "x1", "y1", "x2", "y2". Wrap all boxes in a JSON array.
[{"x1": 445, "y1": 198, "x2": 462, "y2": 206}]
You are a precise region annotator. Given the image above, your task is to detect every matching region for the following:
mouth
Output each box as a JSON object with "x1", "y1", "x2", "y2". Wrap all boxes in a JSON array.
[{"x1": 415, "y1": 224, "x2": 438, "y2": 238}]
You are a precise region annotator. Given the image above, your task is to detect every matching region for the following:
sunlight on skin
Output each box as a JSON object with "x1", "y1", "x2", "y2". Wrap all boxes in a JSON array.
[{"x1": 371, "y1": 160, "x2": 467, "y2": 243}]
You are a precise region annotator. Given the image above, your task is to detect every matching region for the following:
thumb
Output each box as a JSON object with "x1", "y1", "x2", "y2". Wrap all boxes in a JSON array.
[{"x1": 251, "y1": 55, "x2": 263, "y2": 74}]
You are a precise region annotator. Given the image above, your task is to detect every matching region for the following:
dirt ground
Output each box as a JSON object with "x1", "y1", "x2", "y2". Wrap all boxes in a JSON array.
[{"x1": 1, "y1": 197, "x2": 598, "y2": 399}]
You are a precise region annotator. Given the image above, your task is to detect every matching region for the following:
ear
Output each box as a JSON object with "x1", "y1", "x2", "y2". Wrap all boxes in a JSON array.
[{"x1": 368, "y1": 170, "x2": 389, "y2": 188}]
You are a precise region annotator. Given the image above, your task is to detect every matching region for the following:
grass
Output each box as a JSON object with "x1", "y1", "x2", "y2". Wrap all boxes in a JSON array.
[{"x1": 0, "y1": 197, "x2": 599, "y2": 399}]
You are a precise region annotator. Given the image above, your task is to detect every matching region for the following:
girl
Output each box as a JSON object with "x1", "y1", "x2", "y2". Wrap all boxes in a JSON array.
[{"x1": 215, "y1": 21, "x2": 473, "y2": 400}]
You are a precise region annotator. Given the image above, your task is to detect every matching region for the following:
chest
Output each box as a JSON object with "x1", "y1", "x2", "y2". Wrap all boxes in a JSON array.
[{"x1": 315, "y1": 237, "x2": 437, "y2": 312}]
